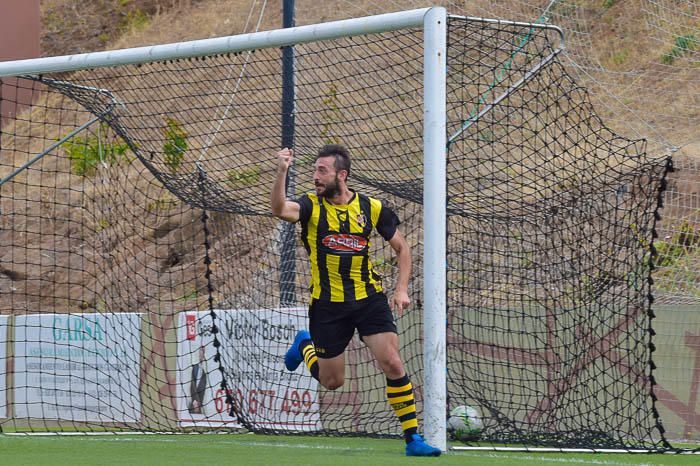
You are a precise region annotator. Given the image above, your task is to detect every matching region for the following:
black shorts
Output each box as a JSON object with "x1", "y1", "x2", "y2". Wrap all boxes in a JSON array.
[{"x1": 309, "y1": 292, "x2": 397, "y2": 359}]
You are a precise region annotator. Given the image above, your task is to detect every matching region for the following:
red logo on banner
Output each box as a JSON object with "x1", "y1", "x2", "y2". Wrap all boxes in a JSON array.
[{"x1": 186, "y1": 314, "x2": 197, "y2": 340}]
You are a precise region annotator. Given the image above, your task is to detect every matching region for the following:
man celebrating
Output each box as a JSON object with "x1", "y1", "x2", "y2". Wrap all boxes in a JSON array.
[{"x1": 270, "y1": 144, "x2": 440, "y2": 457}]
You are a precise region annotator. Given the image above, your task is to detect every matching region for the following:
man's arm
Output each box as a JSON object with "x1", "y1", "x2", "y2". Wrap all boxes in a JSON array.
[
  {"x1": 271, "y1": 147, "x2": 301, "y2": 222},
  {"x1": 387, "y1": 229, "x2": 411, "y2": 316}
]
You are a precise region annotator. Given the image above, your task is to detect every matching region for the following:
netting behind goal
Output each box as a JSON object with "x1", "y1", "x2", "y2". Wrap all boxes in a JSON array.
[
  {"x1": 446, "y1": 17, "x2": 671, "y2": 449},
  {"x1": 0, "y1": 13, "x2": 674, "y2": 449}
]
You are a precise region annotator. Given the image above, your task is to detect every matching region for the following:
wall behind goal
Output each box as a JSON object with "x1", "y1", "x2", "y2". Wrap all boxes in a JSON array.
[
  {"x1": 651, "y1": 307, "x2": 700, "y2": 442},
  {"x1": 0, "y1": 308, "x2": 697, "y2": 439}
]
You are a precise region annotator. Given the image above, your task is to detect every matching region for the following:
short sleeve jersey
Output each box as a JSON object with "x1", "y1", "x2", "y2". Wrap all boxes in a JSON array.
[{"x1": 295, "y1": 191, "x2": 400, "y2": 302}]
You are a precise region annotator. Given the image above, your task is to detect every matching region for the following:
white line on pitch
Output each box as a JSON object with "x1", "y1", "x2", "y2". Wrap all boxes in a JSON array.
[
  {"x1": 5, "y1": 435, "x2": 379, "y2": 452},
  {"x1": 454, "y1": 452, "x2": 662, "y2": 466}
]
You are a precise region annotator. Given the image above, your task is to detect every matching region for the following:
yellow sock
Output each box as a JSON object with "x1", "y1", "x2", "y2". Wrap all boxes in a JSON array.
[
  {"x1": 301, "y1": 340, "x2": 319, "y2": 381},
  {"x1": 387, "y1": 374, "x2": 418, "y2": 443}
]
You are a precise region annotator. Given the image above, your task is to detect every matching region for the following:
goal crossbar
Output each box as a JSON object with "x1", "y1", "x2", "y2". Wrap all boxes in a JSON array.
[{"x1": 0, "y1": 9, "x2": 436, "y2": 77}]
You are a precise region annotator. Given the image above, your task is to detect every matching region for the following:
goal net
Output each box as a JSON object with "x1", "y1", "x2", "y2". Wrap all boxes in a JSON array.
[{"x1": 0, "y1": 8, "x2": 676, "y2": 450}]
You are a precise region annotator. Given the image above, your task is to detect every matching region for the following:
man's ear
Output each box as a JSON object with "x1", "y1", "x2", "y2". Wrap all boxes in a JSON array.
[{"x1": 338, "y1": 169, "x2": 349, "y2": 183}]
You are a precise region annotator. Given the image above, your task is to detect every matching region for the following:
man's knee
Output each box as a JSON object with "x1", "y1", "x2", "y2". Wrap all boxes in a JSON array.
[
  {"x1": 379, "y1": 352, "x2": 404, "y2": 378},
  {"x1": 317, "y1": 352, "x2": 345, "y2": 390},
  {"x1": 320, "y1": 373, "x2": 344, "y2": 390}
]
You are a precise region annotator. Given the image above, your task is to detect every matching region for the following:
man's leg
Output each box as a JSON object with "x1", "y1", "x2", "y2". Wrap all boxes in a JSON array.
[
  {"x1": 363, "y1": 332, "x2": 416, "y2": 437},
  {"x1": 363, "y1": 332, "x2": 440, "y2": 457},
  {"x1": 286, "y1": 298, "x2": 352, "y2": 390},
  {"x1": 287, "y1": 332, "x2": 346, "y2": 390}
]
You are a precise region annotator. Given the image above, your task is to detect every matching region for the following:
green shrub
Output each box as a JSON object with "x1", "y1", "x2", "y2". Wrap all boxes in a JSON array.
[
  {"x1": 162, "y1": 118, "x2": 188, "y2": 173},
  {"x1": 62, "y1": 124, "x2": 129, "y2": 176},
  {"x1": 146, "y1": 194, "x2": 178, "y2": 212},
  {"x1": 177, "y1": 289, "x2": 199, "y2": 302},
  {"x1": 320, "y1": 83, "x2": 342, "y2": 145},
  {"x1": 118, "y1": 2, "x2": 151, "y2": 34},
  {"x1": 653, "y1": 220, "x2": 700, "y2": 267},
  {"x1": 226, "y1": 165, "x2": 261, "y2": 189},
  {"x1": 661, "y1": 34, "x2": 697, "y2": 64},
  {"x1": 611, "y1": 49, "x2": 629, "y2": 66}
]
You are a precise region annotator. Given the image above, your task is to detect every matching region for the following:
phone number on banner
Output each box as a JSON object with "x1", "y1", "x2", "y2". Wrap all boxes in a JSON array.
[{"x1": 214, "y1": 388, "x2": 314, "y2": 416}]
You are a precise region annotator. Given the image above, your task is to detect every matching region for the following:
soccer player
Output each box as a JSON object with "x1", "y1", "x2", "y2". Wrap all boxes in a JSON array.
[{"x1": 271, "y1": 144, "x2": 441, "y2": 457}]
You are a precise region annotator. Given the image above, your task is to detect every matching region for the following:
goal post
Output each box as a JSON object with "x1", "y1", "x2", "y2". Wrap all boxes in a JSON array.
[{"x1": 422, "y1": 6, "x2": 447, "y2": 451}]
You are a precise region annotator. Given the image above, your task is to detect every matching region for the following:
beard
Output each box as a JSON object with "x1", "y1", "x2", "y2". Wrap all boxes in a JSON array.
[{"x1": 316, "y1": 174, "x2": 341, "y2": 199}]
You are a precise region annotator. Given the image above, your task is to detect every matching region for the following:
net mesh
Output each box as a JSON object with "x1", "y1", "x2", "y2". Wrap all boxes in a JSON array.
[
  {"x1": 446, "y1": 17, "x2": 670, "y2": 449},
  {"x1": 0, "y1": 14, "x2": 679, "y2": 450}
]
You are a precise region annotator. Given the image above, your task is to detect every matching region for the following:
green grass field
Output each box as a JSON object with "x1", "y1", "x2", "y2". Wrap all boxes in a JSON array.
[{"x1": 1, "y1": 434, "x2": 698, "y2": 466}]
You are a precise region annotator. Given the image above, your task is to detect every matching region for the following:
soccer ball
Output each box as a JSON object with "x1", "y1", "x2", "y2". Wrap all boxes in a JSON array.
[{"x1": 447, "y1": 405, "x2": 483, "y2": 441}]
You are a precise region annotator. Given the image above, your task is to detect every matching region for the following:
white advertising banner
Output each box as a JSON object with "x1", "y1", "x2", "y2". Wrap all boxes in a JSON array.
[
  {"x1": 13, "y1": 313, "x2": 142, "y2": 422},
  {"x1": 177, "y1": 308, "x2": 321, "y2": 431},
  {"x1": 0, "y1": 315, "x2": 7, "y2": 419}
]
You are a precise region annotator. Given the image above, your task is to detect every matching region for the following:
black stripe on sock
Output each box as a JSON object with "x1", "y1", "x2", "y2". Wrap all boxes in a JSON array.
[{"x1": 387, "y1": 374, "x2": 410, "y2": 387}]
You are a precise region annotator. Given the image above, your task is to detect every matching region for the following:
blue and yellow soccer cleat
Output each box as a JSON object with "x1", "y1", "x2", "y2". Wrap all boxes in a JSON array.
[
  {"x1": 284, "y1": 329, "x2": 311, "y2": 371},
  {"x1": 405, "y1": 434, "x2": 441, "y2": 457}
]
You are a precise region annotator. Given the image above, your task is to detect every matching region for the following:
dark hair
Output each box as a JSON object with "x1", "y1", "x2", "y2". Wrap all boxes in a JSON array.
[{"x1": 317, "y1": 144, "x2": 351, "y2": 177}]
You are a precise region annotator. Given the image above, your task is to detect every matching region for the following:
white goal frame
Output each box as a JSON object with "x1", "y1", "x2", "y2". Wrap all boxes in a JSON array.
[{"x1": 0, "y1": 7, "x2": 449, "y2": 450}]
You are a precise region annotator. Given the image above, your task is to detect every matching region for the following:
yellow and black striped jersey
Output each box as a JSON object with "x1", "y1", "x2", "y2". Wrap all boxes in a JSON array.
[{"x1": 295, "y1": 191, "x2": 400, "y2": 303}]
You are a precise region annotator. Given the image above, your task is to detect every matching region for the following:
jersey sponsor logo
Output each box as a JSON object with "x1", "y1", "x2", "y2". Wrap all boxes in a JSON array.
[{"x1": 321, "y1": 233, "x2": 368, "y2": 253}]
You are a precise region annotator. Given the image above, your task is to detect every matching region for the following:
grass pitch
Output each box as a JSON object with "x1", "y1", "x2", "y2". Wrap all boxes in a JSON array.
[{"x1": 1, "y1": 434, "x2": 698, "y2": 466}]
